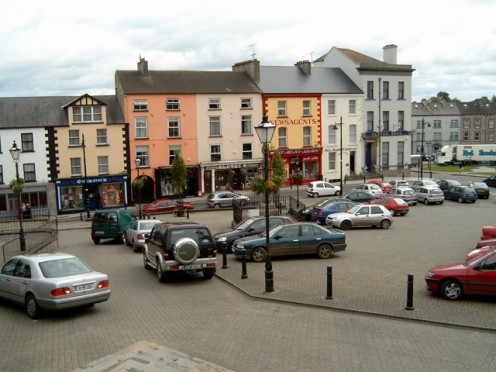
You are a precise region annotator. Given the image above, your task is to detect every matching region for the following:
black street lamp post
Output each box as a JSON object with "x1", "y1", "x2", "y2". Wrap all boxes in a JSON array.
[
  {"x1": 295, "y1": 156, "x2": 300, "y2": 205},
  {"x1": 333, "y1": 116, "x2": 344, "y2": 196},
  {"x1": 134, "y1": 158, "x2": 142, "y2": 219},
  {"x1": 81, "y1": 134, "x2": 91, "y2": 219},
  {"x1": 255, "y1": 114, "x2": 276, "y2": 293},
  {"x1": 420, "y1": 118, "x2": 431, "y2": 180},
  {"x1": 9, "y1": 141, "x2": 26, "y2": 252}
]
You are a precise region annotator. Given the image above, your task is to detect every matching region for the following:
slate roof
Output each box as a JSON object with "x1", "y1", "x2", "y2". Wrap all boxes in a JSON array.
[
  {"x1": 412, "y1": 100, "x2": 461, "y2": 116},
  {"x1": 0, "y1": 95, "x2": 125, "y2": 129},
  {"x1": 457, "y1": 101, "x2": 496, "y2": 115},
  {"x1": 115, "y1": 70, "x2": 262, "y2": 94},
  {"x1": 257, "y1": 66, "x2": 362, "y2": 94}
]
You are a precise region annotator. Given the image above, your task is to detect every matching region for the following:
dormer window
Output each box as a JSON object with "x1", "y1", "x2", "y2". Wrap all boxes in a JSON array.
[{"x1": 73, "y1": 106, "x2": 102, "y2": 123}]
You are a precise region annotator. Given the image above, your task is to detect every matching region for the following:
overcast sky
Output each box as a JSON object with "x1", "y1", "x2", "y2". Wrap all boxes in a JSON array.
[{"x1": 1, "y1": 0, "x2": 495, "y2": 102}]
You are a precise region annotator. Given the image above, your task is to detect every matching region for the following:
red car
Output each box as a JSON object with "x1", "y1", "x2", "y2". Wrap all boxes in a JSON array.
[
  {"x1": 466, "y1": 247, "x2": 492, "y2": 261},
  {"x1": 365, "y1": 196, "x2": 409, "y2": 216},
  {"x1": 368, "y1": 179, "x2": 393, "y2": 193},
  {"x1": 481, "y1": 226, "x2": 496, "y2": 240},
  {"x1": 143, "y1": 199, "x2": 194, "y2": 214},
  {"x1": 425, "y1": 248, "x2": 496, "y2": 300}
]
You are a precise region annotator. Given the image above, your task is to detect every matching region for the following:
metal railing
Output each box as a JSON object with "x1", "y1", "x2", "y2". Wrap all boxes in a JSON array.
[{"x1": 232, "y1": 195, "x2": 306, "y2": 225}]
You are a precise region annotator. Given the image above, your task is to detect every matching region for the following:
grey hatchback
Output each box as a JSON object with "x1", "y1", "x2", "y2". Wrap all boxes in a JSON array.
[{"x1": 206, "y1": 191, "x2": 249, "y2": 208}]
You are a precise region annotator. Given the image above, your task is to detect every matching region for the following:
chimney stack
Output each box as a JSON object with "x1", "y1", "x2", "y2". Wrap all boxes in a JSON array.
[
  {"x1": 232, "y1": 59, "x2": 260, "y2": 82},
  {"x1": 295, "y1": 60, "x2": 312, "y2": 76},
  {"x1": 383, "y1": 44, "x2": 397, "y2": 64},
  {"x1": 138, "y1": 56, "x2": 149, "y2": 77}
]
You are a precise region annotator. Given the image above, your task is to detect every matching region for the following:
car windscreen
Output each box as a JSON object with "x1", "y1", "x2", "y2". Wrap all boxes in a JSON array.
[
  {"x1": 39, "y1": 258, "x2": 92, "y2": 278},
  {"x1": 140, "y1": 221, "x2": 161, "y2": 230}
]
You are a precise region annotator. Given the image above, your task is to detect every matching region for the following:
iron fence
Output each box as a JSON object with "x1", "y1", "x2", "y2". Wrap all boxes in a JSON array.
[{"x1": 232, "y1": 195, "x2": 306, "y2": 225}]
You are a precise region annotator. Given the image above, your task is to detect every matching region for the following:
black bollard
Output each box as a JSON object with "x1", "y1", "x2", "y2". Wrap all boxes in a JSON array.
[
  {"x1": 326, "y1": 265, "x2": 333, "y2": 300},
  {"x1": 241, "y1": 249, "x2": 248, "y2": 279},
  {"x1": 222, "y1": 242, "x2": 228, "y2": 269},
  {"x1": 187, "y1": 208, "x2": 190, "y2": 219},
  {"x1": 405, "y1": 273, "x2": 414, "y2": 310}
]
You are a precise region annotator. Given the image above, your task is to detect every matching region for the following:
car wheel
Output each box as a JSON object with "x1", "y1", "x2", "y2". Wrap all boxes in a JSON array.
[
  {"x1": 340, "y1": 220, "x2": 352, "y2": 230},
  {"x1": 335, "y1": 191, "x2": 342, "y2": 196},
  {"x1": 380, "y1": 219, "x2": 391, "y2": 229},
  {"x1": 424, "y1": 199, "x2": 429, "y2": 205},
  {"x1": 157, "y1": 264, "x2": 168, "y2": 283},
  {"x1": 143, "y1": 252, "x2": 152, "y2": 270},
  {"x1": 214, "y1": 203, "x2": 221, "y2": 209},
  {"x1": 313, "y1": 193, "x2": 319, "y2": 198},
  {"x1": 251, "y1": 247, "x2": 267, "y2": 262},
  {"x1": 458, "y1": 197, "x2": 463, "y2": 203},
  {"x1": 203, "y1": 268, "x2": 215, "y2": 279},
  {"x1": 93, "y1": 238, "x2": 100, "y2": 245},
  {"x1": 440, "y1": 279, "x2": 463, "y2": 300},
  {"x1": 25, "y1": 294, "x2": 41, "y2": 319},
  {"x1": 317, "y1": 244, "x2": 333, "y2": 259}
]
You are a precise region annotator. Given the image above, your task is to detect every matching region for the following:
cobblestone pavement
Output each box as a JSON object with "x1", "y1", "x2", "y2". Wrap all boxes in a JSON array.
[{"x1": 1, "y1": 175, "x2": 496, "y2": 371}]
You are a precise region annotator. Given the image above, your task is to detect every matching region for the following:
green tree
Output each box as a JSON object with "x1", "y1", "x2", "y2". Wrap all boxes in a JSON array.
[{"x1": 171, "y1": 151, "x2": 187, "y2": 203}]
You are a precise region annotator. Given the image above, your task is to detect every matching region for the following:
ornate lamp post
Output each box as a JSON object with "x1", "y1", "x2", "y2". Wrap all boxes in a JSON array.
[
  {"x1": 420, "y1": 118, "x2": 431, "y2": 180},
  {"x1": 255, "y1": 114, "x2": 276, "y2": 293},
  {"x1": 333, "y1": 116, "x2": 344, "y2": 196},
  {"x1": 295, "y1": 156, "x2": 300, "y2": 205},
  {"x1": 9, "y1": 141, "x2": 26, "y2": 252},
  {"x1": 134, "y1": 158, "x2": 142, "y2": 219},
  {"x1": 81, "y1": 134, "x2": 90, "y2": 218}
]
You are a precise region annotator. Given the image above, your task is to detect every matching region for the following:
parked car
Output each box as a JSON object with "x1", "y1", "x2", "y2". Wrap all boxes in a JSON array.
[
  {"x1": 461, "y1": 181, "x2": 490, "y2": 199},
  {"x1": 365, "y1": 196, "x2": 409, "y2": 216},
  {"x1": 475, "y1": 238, "x2": 496, "y2": 248},
  {"x1": 206, "y1": 191, "x2": 249, "y2": 208},
  {"x1": 425, "y1": 248, "x2": 496, "y2": 300},
  {"x1": 368, "y1": 179, "x2": 393, "y2": 193},
  {"x1": 387, "y1": 187, "x2": 418, "y2": 206},
  {"x1": 91, "y1": 209, "x2": 135, "y2": 244},
  {"x1": 343, "y1": 191, "x2": 375, "y2": 203},
  {"x1": 214, "y1": 216, "x2": 296, "y2": 250},
  {"x1": 443, "y1": 185, "x2": 477, "y2": 203},
  {"x1": 351, "y1": 183, "x2": 383, "y2": 195},
  {"x1": 466, "y1": 246, "x2": 493, "y2": 261},
  {"x1": 306, "y1": 181, "x2": 341, "y2": 198},
  {"x1": 143, "y1": 222, "x2": 217, "y2": 281},
  {"x1": 143, "y1": 199, "x2": 194, "y2": 214},
  {"x1": 125, "y1": 219, "x2": 163, "y2": 252},
  {"x1": 483, "y1": 175, "x2": 496, "y2": 187},
  {"x1": 415, "y1": 186, "x2": 445, "y2": 205},
  {"x1": 303, "y1": 199, "x2": 336, "y2": 221},
  {"x1": 311, "y1": 199, "x2": 357, "y2": 224},
  {"x1": 410, "y1": 179, "x2": 439, "y2": 191},
  {"x1": 437, "y1": 179, "x2": 461, "y2": 193},
  {"x1": 325, "y1": 204, "x2": 393, "y2": 230},
  {"x1": 0, "y1": 252, "x2": 111, "y2": 319},
  {"x1": 388, "y1": 179, "x2": 410, "y2": 188},
  {"x1": 232, "y1": 222, "x2": 346, "y2": 262}
]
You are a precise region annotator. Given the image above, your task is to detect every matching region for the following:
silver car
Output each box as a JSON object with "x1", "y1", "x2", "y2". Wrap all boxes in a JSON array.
[
  {"x1": 206, "y1": 191, "x2": 249, "y2": 208},
  {"x1": 387, "y1": 187, "x2": 418, "y2": 206},
  {"x1": 325, "y1": 204, "x2": 393, "y2": 230},
  {"x1": 125, "y1": 219, "x2": 163, "y2": 252},
  {"x1": 416, "y1": 186, "x2": 445, "y2": 205},
  {"x1": 0, "y1": 252, "x2": 111, "y2": 319}
]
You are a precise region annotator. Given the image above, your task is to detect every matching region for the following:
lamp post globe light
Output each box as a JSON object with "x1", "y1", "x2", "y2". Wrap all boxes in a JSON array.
[
  {"x1": 255, "y1": 114, "x2": 276, "y2": 293},
  {"x1": 9, "y1": 140, "x2": 26, "y2": 252},
  {"x1": 134, "y1": 158, "x2": 142, "y2": 219}
]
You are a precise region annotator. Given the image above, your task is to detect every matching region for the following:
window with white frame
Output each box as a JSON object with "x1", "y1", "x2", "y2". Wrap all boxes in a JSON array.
[
  {"x1": 0, "y1": 165, "x2": 3, "y2": 184},
  {"x1": 70, "y1": 158, "x2": 82, "y2": 177},
  {"x1": 367, "y1": 81, "x2": 374, "y2": 99},
  {"x1": 474, "y1": 119, "x2": 481, "y2": 129},
  {"x1": 328, "y1": 125, "x2": 337, "y2": 145},
  {"x1": 303, "y1": 100, "x2": 311, "y2": 116},
  {"x1": 134, "y1": 99, "x2": 148, "y2": 111},
  {"x1": 416, "y1": 120, "x2": 423, "y2": 129},
  {"x1": 278, "y1": 127, "x2": 287, "y2": 147},
  {"x1": 209, "y1": 98, "x2": 221, "y2": 110},
  {"x1": 433, "y1": 120, "x2": 442, "y2": 128},
  {"x1": 328, "y1": 152, "x2": 336, "y2": 171},
  {"x1": 303, "y1": 127, "x2": 311, "y2": 146},
  {"x1": 450, "y1": 119, "x2": 459, "y2": 128},
  {"x1": 23, "y1": 163, "x2": 36, "y2": 182},
  {"x1": 349, "y1": 100, "x2": 356, "y2": 114},
  {"x1": 166, "y1": 98, "x2": 180, "y2": 110},
  {"x1": 398, "y1": 82, "x2": 404, "y2": 99},
  {"x1": 169, "y1": 146, "x2": 181, "y2": 165},
  {"x1": 474, "y1": 132, "x2": 481, "y2": 142},
  {"x1": 69, "y1": 130, "x2": 80, "y2": 146},
  {"x1": 367, "y1": 112, "x2": 374, "y2": 131},
  {"x1": 381, "y1": 142, "x2": 389, "y2": 168},
  {"x1": 168, "y1": 117, "x2": 181, "y2": 138},
  {"x1": 398, "y1": 111, "x2": 404, "y2": 130},
  {"x1": 209, "y1": 116, "x2": 221, "y2": 136},
  {"x1": 382, "y1": 81, "x2": 389, "y2": 99},
  {"x1": 463, "y1": 132, "x2": 469, "y2": 141},
  {"x1": 328, "y1": 100, "x2": 336, "y2": 115},
  {"x1": 463, "y1": 119, "x2": 470, "y2": 129},
  {"x1": 135, "y1": 117, "x2": 148, "y2": 138},
  {"x1": 489, "y1": 132, "x2": 495, "y2": 142},
  {"x1": 241, "y1": 115, "x2": 252, "y2": 134},
  {"x1": 397, "y1": 142, "x2": 404, "y2": 165},
  {"x1": 241, "y1": 98, "x2": 252, "y2": 109},
  {"x1": 450, "y1": 132, "x2": 459, "y2": 141},
  {"x1": 210, "y1": 145, "x2": 221, "y2": 162},
  {"x1": 136, "y1": 146, "x2": 150, "y2": 167},
  {"x1": 382, "y1": 111, "x2": 390, "y2": 131},
  {"x1": 96, "y1": 129, "x2": 107, "y2": 145},
  {"x1": 433, "y1": 132, "x2": 442, "y2": 141},
  {"x1": 98, "y1": 156, "x2": 109, "y2": 175},
  {"x1": 349, "y1": 124, "x2": 357, "y2": 144},
  {"x1": 242, "y1": 143, "x2": 252, "y2": 160},
  {"x1": 278, "y1": 101, "x2": 286, "y2": 116},
  {"x1": 73, "y1": 106, "x2": 102, "y2": 122},
  {"x1": 21, "y1": 133, "x2": 34, "y2": 152},
  {"x1": 489, "y1": 119, "x2": 495, "y2": 129}
]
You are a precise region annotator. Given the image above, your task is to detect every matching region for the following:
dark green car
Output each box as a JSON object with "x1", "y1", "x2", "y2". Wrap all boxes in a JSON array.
[{"x1": 91, "y1": 209, "x2": 135, "y2": 244}]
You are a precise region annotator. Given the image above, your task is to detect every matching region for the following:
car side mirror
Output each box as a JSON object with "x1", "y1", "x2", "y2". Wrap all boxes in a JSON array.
[{"x1": 274, "y1": 235, "x2": 282, "y2": 240}]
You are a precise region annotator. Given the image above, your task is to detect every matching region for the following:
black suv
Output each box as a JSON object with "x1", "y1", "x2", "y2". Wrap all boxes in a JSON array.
[{"x1": 143, "y1": 222, "x2": 217, "y2": 282}]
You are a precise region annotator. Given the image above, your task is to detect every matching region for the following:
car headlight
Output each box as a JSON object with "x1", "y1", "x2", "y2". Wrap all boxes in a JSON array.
[
  {"x1": 426, "y1": 271, "x2": 434, "y2": 278},
  {"x1": 236, "y1": 243, "x2": 244, "y2": 249},
  {"x1": 217, "y1": 237, "x2": 227, "y2": 242}
]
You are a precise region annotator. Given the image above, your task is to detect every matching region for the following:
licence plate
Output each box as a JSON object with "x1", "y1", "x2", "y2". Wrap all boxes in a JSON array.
[
  {"x1": 183, "y1": 264, "x2": 201, "y2": 270},
  {"x1": 75, "y1": 283, "x2": 95, "y2": 291}
]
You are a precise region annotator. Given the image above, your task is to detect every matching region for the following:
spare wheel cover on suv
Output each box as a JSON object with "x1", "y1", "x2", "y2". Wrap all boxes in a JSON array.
[{"x1": 174, "y1": 238, "x2": 200, "y2": 264}]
